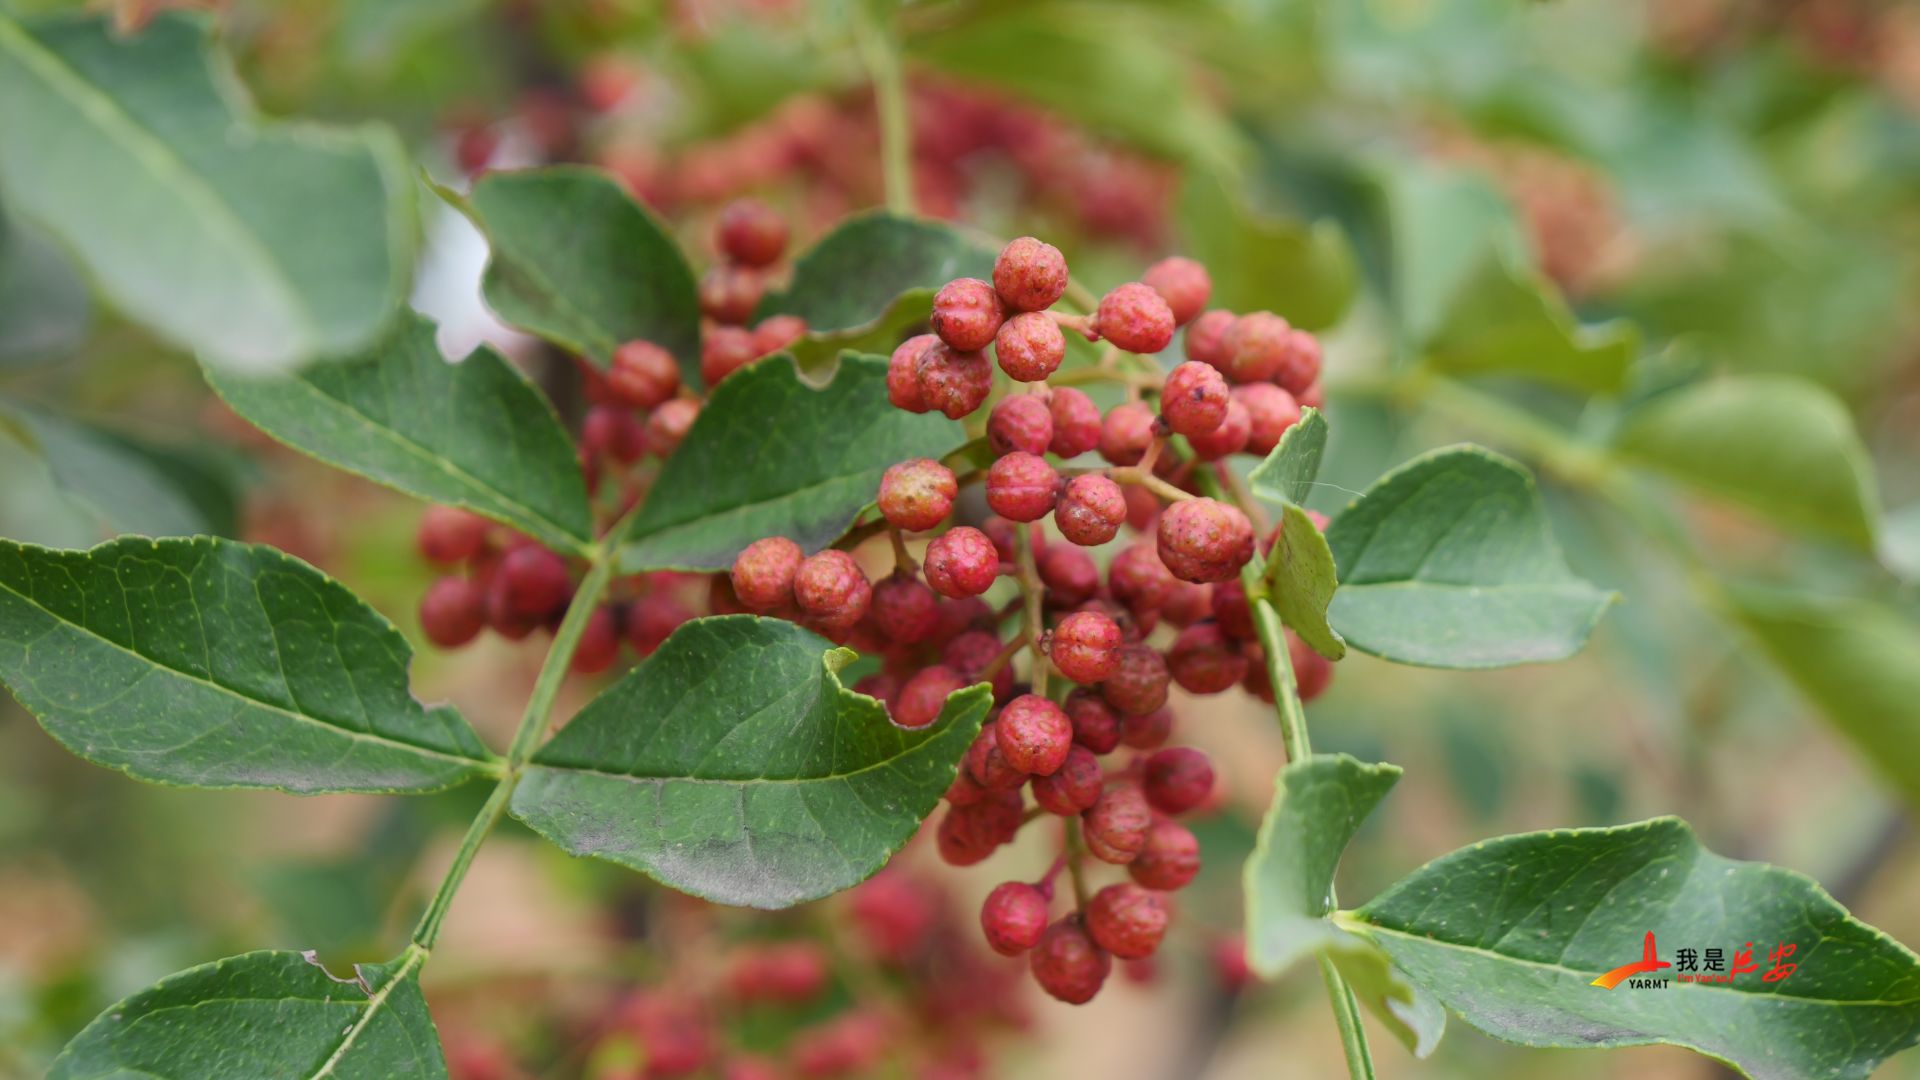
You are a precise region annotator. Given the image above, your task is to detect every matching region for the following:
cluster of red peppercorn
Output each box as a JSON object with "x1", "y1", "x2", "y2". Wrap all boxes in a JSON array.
[{"x1": 724, "y1": 236, "x2": 1335, "y2": 1003}]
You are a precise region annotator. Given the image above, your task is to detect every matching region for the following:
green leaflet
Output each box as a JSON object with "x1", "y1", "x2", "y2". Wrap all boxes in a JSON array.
[
  {"x1": 0, "y1": 12, "x2": 413, "y2": 372},
  {"x1": 756, "y1": 211, "x2": 997, "y2": 333},
  {"x1": 511, "y1": 616, "x2": 992, "y2": 909},
  {"x1": 1247, "y1": 406, "x2": 1329, "y2": 509},
  {"x1": 1425, "y1": 253, "x2": 1639, "y2": 394},
  {"x1": 0, "y1": 213, "x2": 90, "y2": 366},
  {"x1": 51, "y1": 948, "x2": 445, "y2": 1079},
  {"x1": 1178, "y1": 172, "x2": 1357, "y2": 332},
  {"x1": 0, "y1": 405, "x2": 225, "y2": 545},
  {"x1": 204, "y1": 311, "x2": 594, "y2": 556},
  {"x1": 620, "y1": 354, "x2": 966, "y2": 572},
  {"x1": 0, "y1": 536, "x2": 494, "y2": 794},
  {"x1": 1354, "y1": 818, "x2": 1920, "y2": 1080},
  {"x1": 1325, "y1": 444, "x2": 1614, "y2": 668},
  {"x1": 1246, "y1": 409, "x2": 1344, "y2": 660}
]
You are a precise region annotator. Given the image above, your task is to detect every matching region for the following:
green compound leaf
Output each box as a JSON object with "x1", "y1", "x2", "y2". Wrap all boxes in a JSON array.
[
  {"x1": 1613, "y1": 374, "x2": 1880, "y2": 551},
  {"x1": 757, "y1": 211, "x2": 997, "y2": 333},
  {"x1": 784, "y1": 290, "x2": 936, "y2": 376},
  {"x1": 1353, "y1": 818, "x2": 1920, "y2": 1080},
  {"x1": 51, "y1": 947, "x2": 444, "y2": 1079},
  {"x1": 0, "y1": 536, "x2": 494, "y2": 794},
  {"x1": 454, "y1": 167, "x2": 701, "y2": 384},
  {"x1": 512, "y1": 616, "x2": 992, "y2": 909},
  {"x1": 0, "y1": 215, "x2": 91, "y2": 367},
  {"x1": 204, "y1": 311, "x2": 593, "y2": 556},
  {"x1": 1425, "y1": 254, "x2": 1639, "y2": 394},
  {"x1": 1722, "y1": 585, "x2": 1920, "y2": 809},
  {"x1": 1248, "y1": 406, "x2": 1329, "y2": 509},
  {"x1": 0, "y1": 12, "x2": 414, "y2": 373},
  {"x1": 1263, "y1": 504, "x2": 1344, "y2": 662},
  {"x1": 620, "y1": 354, "x2": 966, "y2": 572},
  {"x1": 0, "y1": 405, "x2": 221, "y2": 545},
  {"x1": 1325, "y1": 445, "x2": 1614, "y2": 668}
]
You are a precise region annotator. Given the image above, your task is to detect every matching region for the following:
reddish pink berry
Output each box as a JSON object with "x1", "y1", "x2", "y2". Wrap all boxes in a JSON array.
[
  {"x1": 1083, "y1": 782, "x2": 1153, "y2": 864},
  {"x1": 646, "y1": 398, "x2": 699, "y2": 456},
  {"x1": 498, "y1": 545, "x2": 572, "y2": 619},
  {"x1": 1278, "y1": 329, "x2": 1323, "y2": 395},
  {"x1": 988, "y1": 394, "x2": 1054, "y2": 457},
  {"x1": 1160, "y1": 361, "x2": 1230, "y2": 437},
  {"x1": 1144, "y1": 746, "x2": 1215, "y2": 815},
  {"x1": 701, "y1": 324, "x2": 759, "y2": 385},
  {"x1": 484, "y1": 574, "x2": 539, "y2": 640},
  {"x1": 914, "y1": 343, "x2": 994, "y2": 419},
  {"x1": 1086, "y1": 883, "x2": 1169, "y2": 959},
  {"x1": 943, "y1": 765, "x2": 988, "y2": 806},
  {"x1": 1120, "y1": 706, "x2": 1173, "y2": 750},
  {"x1": 1161, "y1": 581, "x2": 1213, "y2": 627},
  {"x1": 1102, "y1": 643, "x2": 1170, "y2": 716},
  {"x1": 1291, "y1": 629, "x2": 1335, "y2": 702},
  {"x1": 1142, "y1": 256, "x2": 1212, "y2": 326},
  {"x1": 1030, "y1": 918, "x2": 1111, "y2": 1005},
  {"x1": 993, "y1": 311, "x2": 1066, "y2": 382},
  {"x1": 716, "y1": 198, "x2": 788, "y2": 267},
  {"x1": 924, "y1": 527, "x2": 1000, "y2": 598},
  {"x1": 1098, "y1": 401, "x2": 1156, "y2": 466},
  {"x1": 627, "y1": 593, "x2": 692, "y2": 656},
  {"x1": 1095, "y1": 282, "x2": 1176, "y2": 354},
  {"x1": 793, "y1": 550, "x2": 871, "y2": 629},
  {"x1": 418, "y1": 505, "x2": 489, "y2": 564},
  {"x1": 877, "y1": 458, "x2": 957, "y2": 532},
  {"x1": 1050, "y1": 610, "x2": 1121, "y2": 684},
  {"x1": 1185, "y1": 308, "x2": 1235, "y2": 368},
  {"x1": 1032, "y1": 744, "x2": 1104, "y2": 814},
  {"x1": 1211, "y1": 578, "x2": 1255, "y2": 639},
  {"x1": 937, "y1": 799, "x2": 1008, "y2": 866},
  {"x1": 1048, "y1": 387, "x2": 1102, "y2": 458},
  {"x1": 871, "y1": 573, "x2": 939, "y2": 643},
  {"x1": 1299, "y1": 380, "x2": 1324, "y2": 409},
  {"x1": 996, "y1": 693, "x2": 1073, "y2": 776},
  {"x1": 1236, "y1": 383, "x2": 1301, "y2": 456},
  {"x1": 1053, "y1": 474, "x2": 1127, "y2": 547},
  {"x1": 930, "y1": 277, "x2": 1005, "y2": 352},
  {"x1": 985, "y1": 452, "x2": 1059, "y2": 523},
  {"x1": 1168, "y1": 621, "x2": 1249, "y2": 694},
  {"x1": 1123, "y1": 483, "x2": 1161, "y2": 531},
  {"x1": 887, "y1": 334, "x2": 936, "y2": 413},
  {"x1": 1109, "y1": 540, "x2": 1177, "y2": 614},
  {"x1": 1213, "y1": 934, "x2": 1254, "y2": 992},
  {"x1": 1221, "y1": 311, "x2": 1290, "y2": 383},
  {"x1": 898, "y1": 665, "x2": 969, "y2": 729},
  {"x1": 928, "y1": 596, "x2": 994, "y2": 647},
  {"x1": 966, "y1": 721, "x2": 1028, "y2": 791},
  {"x1": 420, "y1": 576, "x2": 486, "y2": 647},
  {"x1": 583, "y1": 404, "x2": 646, "y2": 464},
  {"x1": 992, "y1": 236, "x2": 1069, "y2": 312},
  {"x1": 981, "y1": 882, "x2": 1051, "y2": 957},
  {"x1": 571, "y1": 605, "x2": 621, "y2": 674},
  {"x1": 751, "y1": 314, "x2": 807, "y2": 358},
  {"x1": 609, "y1": 340, "x2": 682, "y2": 409},
  {"x1": 1157, "y1": 498, "x2": 1255, "y2": 584},
  {"x1": 944, "y1": 629, "x2": 1013, "y2": 704},
  {"x1": 1186, "y1": 397, "x2": 1251, "y2": 461},
  {"x1": 1037, "y1": 543, "x2": 1100, "y2": 606},
  {"x1": 700, "y1": 264, "x2": 764, "y2": 326},
  {"x1": 1065, "y1": 688, "x2": 1123, "y2": 754},
  {"x1": 731, "y1": 536, "x2": 803, "y2": 611},
  {"x1": 1130, "y1": 820, "x2": 1201, "y2": 891}
]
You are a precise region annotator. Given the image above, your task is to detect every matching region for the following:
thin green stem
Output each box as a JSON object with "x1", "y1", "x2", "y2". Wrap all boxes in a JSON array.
[
  {"x1": 1319, "y1": 953, "x2": 1377, "y2": 1080},
  {"x1": 853, "y1": 0, "x2": 913, "y2": 216},
  {"x1": 1014, "y1": 524, "x2": 1049, "y2": 697}
]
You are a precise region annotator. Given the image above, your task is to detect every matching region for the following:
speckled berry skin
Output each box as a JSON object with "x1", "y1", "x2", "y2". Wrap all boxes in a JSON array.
[
  {"x1": 1161, "y1": 361, "x2": 1230, "y2": 437},
  {"x1": 1157, "y1": 498, "x2": 1255, "y2": 584},
  {"x1": 793, "y1": 549, "x2": 871, "y2": 629},
  {"x1": 646, "y1": 398, "x2": 700, "y2": 457},
  {"x1": 751, "y1": 314, "x2": 807, "y2": 358},
  {"x1": 1047, "y1": 387, "x2": 1102, "y2": 458},
  {"x1": 1054, "y1": 474, "x2": 1127, "y2": 547},
  {"x1": 609, "y1": 340, "x2": 682, "y2": 409},
  {"x1": 1098, "y1": 401, "x2": 1157, "y2": 466},
  {"x1": 938, "y1": 792, "x2": 1021, "y2": 865},
  {"x1": 1185, "y1": 397, "x2": 1251, "y2": 461},
  {"x1": 924, "y1": 526, "x2": 1000, "y2": 598},
  {"x1": 1108, "y1": 541, "x2": 1177, "y2": 615},
  {"x1": 1082, "y1": 782, "x2": 1153, "y2": 864},
  {"x1": 993, "y1": 311, "x2": 1066, "y2": 382},
  {"x1": 944, "y1": 629, "x2": 1013, "y2": 704},
  {"x1": 702, "y1": 325, "x2": 759, "y2": 386},
  {"x1": 1235, "y1": 383, "x2": 1301, "y2": 456},
  {"x1": 716, "y1": 198, "x2": 788, "y2": 267},
  {"x1": 1142, "y1": 256, "x2": 1212, "y2": 327},
  {"x1": 887, "y1": 334, "x2": 937, "y2": 413},
  {"x1": 871, "y1": 573, "x2": 939, "y2": 643},
  {"x1": 996, "y1": 694, "x2": 1073, "y2": 776},
  {"x1": 1032, "y1": 745, "x2": 1103, "y2": 815},
  {"x1": 1221, "y1": 311, "x2": 1290, "y2": 383},
  {"x1": 731, "y1": 536, "x2": 804, "y2": 611},
  {"x1": 987, "y1": 394, "x2": 1054, "y2": 457},
  {"x1": 1050, "y1": 610, "x2": 1121, "y2": 684},
  {"x1": 1030, "y1": 918, "x2": 1111, "y2": 1005},
  {"x1": 914, "y1": 343, "x2": 994, "y2": 419},
  {"x1": 1063, "y1": 688, "x2": 1122, "y2": 754},
  {"x1": 1037, "y1": 545, "x2": 1100, "y2": 606},
  {"x1": 1086, "y1": 883, "x2": 1169, "y2": 959},
  {"x1": 1185, "y1": 309, "x2": 1235, "y2": 368},
  {"x1": 967, "y1": 722, "x2": 1028, "y2": 790},
  {"x1": 700, "y1": 264, "x2": 764, "y2": 326},
  {"x1": 877, "y1": 458, "x2": 957, "y2": 532},
  {"x1": 930, "y1": 277, "x2": 1006, "y2": 352},
  {"x1": 1129, "y1": 820, "x2": 1201, "y2": 891},
  {"x1": 1160, "y1": 580, "x2": 1213, "y2": 627},
  {"x1": 895, "y1": 665, "x2": 966, "y2": 728},
  {"x1": 1144, "y1": 747, "x2": 1216, "y2": 815},
  {"x1": 985, "y1": 452, "x2": 1060, "y2": 523},
  {"x1": 1168, "y1": 621, "x2": 1249, "y2": 694},
  {"x1": 1094, "y1": 282, "x2": 1177, "y2": 355},
  {"x1": 993, "y1": 236, "x2": 1070, "y2": 312},
  {"x1": 420, "y1": 577, "x2": 486, "y2": 647},
  {"x1": 1120, "y1": 705, "x2": 1173, "y2": 750},
  {"x1": 1101, "y1": 644, "x2": 1170, "y2": 716},
  {"x1": 981, "y1": 882, "x2": 1051, "y2": 957},
  {"x1": 1278, "y1": 328, "x2": 1323, "y2": 395},
  {"x1": 1210, "y1": 579, "x2": 1255, "y2": 640}
]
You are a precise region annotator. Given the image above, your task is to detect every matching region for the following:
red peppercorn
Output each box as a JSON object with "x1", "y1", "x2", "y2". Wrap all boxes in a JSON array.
[
  {"x1": 793, "y1": 550, "x2": 871, "y2": 630},
  {"x1": 887, "y1": 334, "x2": 937, "y2": 413},
  {"x1": 1083, "y1": 782, "x2": 1152, "y2": 864},
  {"x1": 1235, "y1": 383, "x2": 1301, "y2": 456},
  {"x1": 993, "y1": 311, "x2": 1066, "y2": 382},
  {"x1": 1065, "y1": 688, "x2": 1124, "y2": 754},
  {"x1": 1211, "y1": 578, "x2": 1255, "y2": 639},
  {"x1": 1186, "y1": 397, "x2": 1251, "y2": 461},
  {"x1": 1094, "y1": 282, "x2": 1176, "y2": 354},
  {"x1": 570, "y1": 605, "x2": 621, "y2": 674},
  {"x1": 981, "y1": 881, "x2": 1051, "y2": 957},
  {"x1": 966, "y1": 721, "x2": 1028, "y2": 791},
  {"x1": 914, "y1": 343, "x2": 994, "y2": 419},
  {"x1": 1221, "y1": 311, "x2": 1290, "y2": 383},
  {"x1": 1119, "y1": 705, "x2": 1173, "y2": 751},
  {"x1": 1031, "y1": 744, "x2": 1104, "y2": 814},
  {"x1": 1048, "y1": 387, "x2": 1102, "y2": 459},
  {"x1": 996, "y1": 693, "x2": 1073, "y2": 776},
  {"x1": 1053, "y1": 474, "x2": 1127, "y2": 546},
  {"x1": 895, "y1": 664, "x2": 966, "y2": 728},
  {"x1": 646, "y1": 398, "x2": 700, "y2": 456},
  {"x1": 1142, "y1": 256, "x2": 1212, "y2": 327},
  {"x1": 944, "y1": 629, "x2": 1013, "y2": 704},
  {"x1": 1129, "y1": 820, "x2": 1201, "y2": 891},
  {"x1": 701, "y1": 324, "x2": 759, "y2": 385},
  {"x1": 877, "y1": 458, "x2": 958, "y2": 532},
  {"x1": 1030, "y1": 917, "x2": 1111, "y2": 1004},
  {"x1": 1277, "y1": 328, "x2": 1323, "y2": 396},
  {"x1": 1049, "y1": 610, "x2": 1121, "y2": 684},
  {"x1": 1036, "y1": 543, "x2": 1100, "y2": 606},
  {"x1": 1102, "y1": 643, "x2": 1170, "y2": 716},
  {"x1": 609, "y1": 339, "x2": 682, "y2": 410},
  {"x1": 985, "y1": 452, "x2": 1060, "y2": 523},
  {"x1": 1086, "y1": 883, "x2": 1169, "y2": 959},
  {"x1": 418, "y1": 505, "x2": 490, "y2": 564},
  {"x1": 1143, "y1": 746, "x2": 1215, "y2": 815},
  {"x1": 1185, "y1": 308, "x2": 1235, "y2": 368},
  {"x1": 987, "y1": 393, "x2": 1054, "y2": 457},
  {"x1": 420, "y1": 576, "x2": 486, "y2": 647},
  {"x1": 583, "y1": 404, "x2": 647, "y2": 464},
  {"x1": 1098, "y1": 401, "x2": 1157, "y2": 466},
  {"x1": 751, "y1": 314, "x2": 807, "y2": 358},
  {"x1": 1156, "y1": 497, "x2": 1255, "y2": 584},
  {"x1": 930, "y1": 277, "x2": 1006, "y2": 353},
  {"x1": 1168, "y1": 621, "x2": 1250, "y2": 694},
  {"x1": 716, "y1": 198, "x2": 788, "y2": 267},
  {"x1": 924, "y1": 527, "x2": 1000, "y2": 598},
  {"x1": 992, "y1": 236, "x2": 1069, "y2": 312},
  {"x1": 1160, "y1": 360, "x2": 1230, "y2": 437},
  {"x1": 1108, "y1": 540, "x2": 1177, "y2": 615},
  {"x1": 700, "y1": 264, "x2": 764, "y2": 326},
  {"x1": 1161, "y1": 580, "x2": 1213, "y2": 627},
  {"x1": 627, "y1": 593, "x2": 693, "y2": 656},
  {"x1": 731, "y1": 536, "x2": 803, "y2": 611},
  {"x1": 870, "y1": 573, "x2": 939, "y2": 643},
  {"x1": 497, "y1": 544, "x2": 572, "y2": 620}
]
